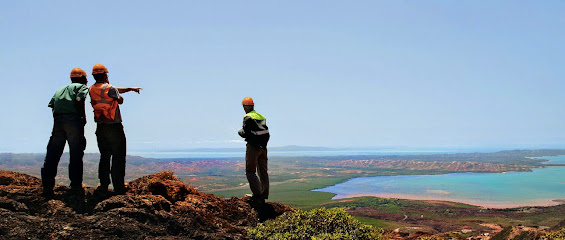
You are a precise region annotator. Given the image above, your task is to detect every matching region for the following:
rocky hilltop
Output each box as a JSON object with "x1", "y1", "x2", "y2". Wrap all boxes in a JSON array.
[{"x1": 0, "y1": 169, "x2": 293, "y2": 239}]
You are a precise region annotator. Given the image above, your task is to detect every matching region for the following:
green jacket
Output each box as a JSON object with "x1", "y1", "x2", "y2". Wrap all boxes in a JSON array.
[
  {"x1": 238, "y1": 110, "x2": 270, "y2": 147},
  {"x1": 48, "y1": 83, "x2": 88, "y2": 120}
]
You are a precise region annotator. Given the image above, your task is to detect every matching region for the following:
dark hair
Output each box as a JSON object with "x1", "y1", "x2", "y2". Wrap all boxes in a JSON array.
[
  {"x1": 93, "y1": 73, "x2": 106, "y2": 82},
  {"x1": 71, "y1": 76, "x2": 87, "y2": 83}
]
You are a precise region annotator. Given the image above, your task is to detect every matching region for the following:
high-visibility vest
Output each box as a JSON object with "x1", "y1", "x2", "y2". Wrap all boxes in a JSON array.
[{"x1": 89, "y1": 83, "x2": 118, "y2": 121}]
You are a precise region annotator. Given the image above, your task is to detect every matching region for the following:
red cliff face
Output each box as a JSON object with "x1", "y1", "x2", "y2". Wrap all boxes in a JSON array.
[{"x1": 0, "y1": 169, "x2": 293, "y2": 239}]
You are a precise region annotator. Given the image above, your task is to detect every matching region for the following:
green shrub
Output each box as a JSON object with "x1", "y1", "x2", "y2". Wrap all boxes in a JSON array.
[
  {"x1": 541, "y1": 228, "x2": 565, "y2": 240},
  {"x1": 247, "y1": 207, "x2": 383, "y2": 240}
]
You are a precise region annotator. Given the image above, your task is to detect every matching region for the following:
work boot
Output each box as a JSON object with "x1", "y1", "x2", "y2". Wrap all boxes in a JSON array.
[
  {"x1": 69, "y1": 185, "x2": 85, "y2": 194},
  {"x1": 113, "y1": 184, "x2": 126, "y2": 195},
  {"x1": 96, "y1": 184, "x2": 109, "y2": 192},
  {"x1": 42, "y1": 189, "x2": 54, "y2": 199},
  {"x1": 244, "y1": 194, "x2": 265, "y2": 204}
]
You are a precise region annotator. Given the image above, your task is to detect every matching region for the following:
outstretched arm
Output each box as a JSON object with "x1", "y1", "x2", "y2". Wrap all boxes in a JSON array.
[{"x1": 116, "y1": 87, "x2": 142, "y2": 94}]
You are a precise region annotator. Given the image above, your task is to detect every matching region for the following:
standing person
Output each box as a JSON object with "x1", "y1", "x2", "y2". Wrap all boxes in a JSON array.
[
  {"x1": 238, "y1": 97, "x2": 270, "y2": 202},
  {"x1": 88, "y1": 64, "x2": 141, "y2": 194},
  {"x1": 41, "y1": 68, "x2": 89, "y2": 198}
]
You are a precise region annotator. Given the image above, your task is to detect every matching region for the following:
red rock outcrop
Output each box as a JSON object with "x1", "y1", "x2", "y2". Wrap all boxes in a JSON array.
[{"x1": 0, "y1": 169, "x2": 293, "y2": 239}]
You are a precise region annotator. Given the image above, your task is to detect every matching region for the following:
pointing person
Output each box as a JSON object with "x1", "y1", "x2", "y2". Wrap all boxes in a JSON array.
[
  {"x1": 238, "y1": 97, "x2": 270, "y2": 202},
  {"x1": 41, "y1": 68, "x2": 89, "y2": 198},
  {"x1": 89, "y1": 64, "x2": 141, "y2": 194}
]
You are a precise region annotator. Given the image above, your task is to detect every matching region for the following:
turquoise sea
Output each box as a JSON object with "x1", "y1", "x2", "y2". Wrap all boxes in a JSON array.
[{"x1": 314, "y1": 156, "x2": 565, "y2": 208}]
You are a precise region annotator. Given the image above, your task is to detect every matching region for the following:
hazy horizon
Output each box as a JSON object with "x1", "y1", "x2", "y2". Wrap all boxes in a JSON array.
[{"x1": 4, "y1": 144, "x2": 565, "y2": 158}]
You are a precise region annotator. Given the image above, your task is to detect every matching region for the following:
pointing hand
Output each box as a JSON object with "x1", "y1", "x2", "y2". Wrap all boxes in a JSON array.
[{"x1": 131, "y1": 87, "x2": 142, "y2": 94}]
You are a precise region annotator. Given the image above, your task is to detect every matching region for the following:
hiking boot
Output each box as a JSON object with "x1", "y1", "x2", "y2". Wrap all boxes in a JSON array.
[
  {"x1": 244, "y1": 194, "x2": 265, "y2": 203},
  {"x1": 113, "y1": 185, "x2": 126, "y2": 195},
  {"x1": 69, "y1": 185, "x2": 85, "y2": 194},
  {"x1": 42, "y1": 189, "x2": 54, "y2": 199},
  {"x1": 96, "y1": 184, "x2": 109, "y2": 192}
]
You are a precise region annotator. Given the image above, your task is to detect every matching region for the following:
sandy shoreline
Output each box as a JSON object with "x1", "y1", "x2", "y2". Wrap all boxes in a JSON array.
[{"x1": 333, "y1": 192, "x2": 565, "y2": 209}]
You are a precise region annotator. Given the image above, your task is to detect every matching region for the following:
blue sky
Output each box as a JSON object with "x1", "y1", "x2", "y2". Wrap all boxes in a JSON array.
[{"x1": 1, "y1": 1, "x2": 564, "y2": 153}]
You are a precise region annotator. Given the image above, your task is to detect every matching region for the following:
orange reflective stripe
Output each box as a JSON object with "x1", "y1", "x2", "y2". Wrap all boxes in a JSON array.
[
  {"x1": 89, "y1": 83, "x2": 114, "y2": 103},
  {"x1": 91, "y1": 84, "x2": 113, "y2": 104}
]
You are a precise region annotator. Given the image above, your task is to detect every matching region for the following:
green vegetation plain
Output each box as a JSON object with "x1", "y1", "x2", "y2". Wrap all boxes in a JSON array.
[{"x1": 212, "y1": 177, "x2": 348, "y2": 209}]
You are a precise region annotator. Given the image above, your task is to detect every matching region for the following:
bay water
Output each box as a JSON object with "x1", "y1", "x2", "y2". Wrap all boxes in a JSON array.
[{"x1": 314, "y1": 156, "x2": 565, "y2": 208}]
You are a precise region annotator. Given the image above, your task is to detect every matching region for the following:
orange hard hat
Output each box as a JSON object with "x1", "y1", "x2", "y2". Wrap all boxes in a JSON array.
[
  {"x1": 92, "y1": 64, "x2": 109, "y2": 75},
  {"x1": 70, "y1": 68, "x2": 87, "y2": 78},
  {"x1": 242, "y1": 97, "x2": 254, "y2": 106}
]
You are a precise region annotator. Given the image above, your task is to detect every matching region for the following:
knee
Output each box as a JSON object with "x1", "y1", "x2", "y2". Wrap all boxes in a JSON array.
[{"x1": 246, "y1": 172, "x2": 257, "y2": 178}]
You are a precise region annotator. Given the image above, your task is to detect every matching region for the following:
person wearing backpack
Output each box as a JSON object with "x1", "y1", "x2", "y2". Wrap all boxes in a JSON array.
[
  {"x1": 89, "y1": 64, "x2": 141, "y2": 194},
  {"x1": 41, "y1": 68, "x2": 89, "y2": 198}
]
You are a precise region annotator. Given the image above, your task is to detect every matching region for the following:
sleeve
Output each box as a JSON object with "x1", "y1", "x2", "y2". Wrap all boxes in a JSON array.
[
  {"x1": 48, "y1": 96, "x2": 55, "y2": 108},
  {"x1": 74, "y1": 98, "x2": 87, "y2": 125},
  {"x1": 238, "y1": 116, "x2": 252, "y2": 138},
  {"x1": 238, "y1": 128, "x2": 245, "y2": 138},
  {"x1": 75, "y1": 85, "x2": 89, "y2": 101},
  {"x1": 107, "y1": 86, "x2": 121, "y2": 100}
]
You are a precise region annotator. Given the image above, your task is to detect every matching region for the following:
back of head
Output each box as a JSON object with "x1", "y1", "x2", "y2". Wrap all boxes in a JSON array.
[
  {"x1": 244, "y1": 106, "x2": 254, "y2": 113},
  {"x1": 93, "y1": 73, "x2": 107, "y2": 83},
  {"x1": 71, "y1": 76, "x2": 87, "y2": 84}
]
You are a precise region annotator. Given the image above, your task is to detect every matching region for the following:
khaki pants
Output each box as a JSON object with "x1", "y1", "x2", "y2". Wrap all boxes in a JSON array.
[{"x1": 245, "y1": 144, "x2": 269, "y2": 199}]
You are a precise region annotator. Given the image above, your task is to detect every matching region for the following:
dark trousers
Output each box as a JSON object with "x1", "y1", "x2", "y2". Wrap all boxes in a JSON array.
[
  {"x1": 245, "y1": 144, "x2": 269, "y2": 199},
  {"x1": 41, "y1": 114, "x2": 86, "y2": 190},
  {"x1": 96, "y1": 123, "x2": 127, "y2": 192}
]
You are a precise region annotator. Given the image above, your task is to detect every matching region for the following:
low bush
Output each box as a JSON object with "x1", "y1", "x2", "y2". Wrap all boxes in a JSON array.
[
  {"x1": 247, "y1": 207, "x2": 383, "y2": 240},
  {"x1": 541, "y1": 228, "x2": 565, "y2": 240}
]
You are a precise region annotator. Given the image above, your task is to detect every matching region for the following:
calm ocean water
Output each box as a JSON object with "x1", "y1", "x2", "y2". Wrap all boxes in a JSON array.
[{"x1": 314, "y1": 155, "x2": 565, "y2": 208}]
